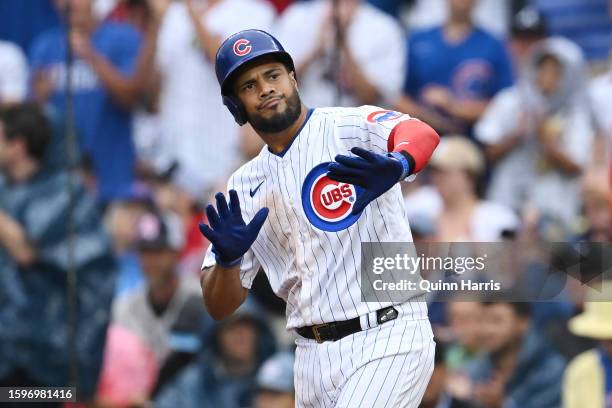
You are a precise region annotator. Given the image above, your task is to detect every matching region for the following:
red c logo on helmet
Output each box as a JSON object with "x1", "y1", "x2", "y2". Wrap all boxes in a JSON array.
[{"x1": 233, "y1": 39, "x2": 252, "y2": 56}]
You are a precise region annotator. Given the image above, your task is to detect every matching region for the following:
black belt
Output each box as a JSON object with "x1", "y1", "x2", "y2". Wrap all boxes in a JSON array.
[{"x1": 296, "y1": 306, "x2": 399, "y2": 343}]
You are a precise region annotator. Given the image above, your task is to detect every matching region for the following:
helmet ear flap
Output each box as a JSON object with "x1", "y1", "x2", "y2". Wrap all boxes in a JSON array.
[{"x1": 222, "y1": 95, "x2": 247, "y2": 126}]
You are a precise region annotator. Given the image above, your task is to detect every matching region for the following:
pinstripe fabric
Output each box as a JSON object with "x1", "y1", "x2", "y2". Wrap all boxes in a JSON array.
[
  {"x1": 201, "y1": 105, "x2": 434, "y2": 406},
  {"x1": 295, "y1": 304, "x2": 434, "y2": 408},
  {"x1": 202, "y1": 106, "x2": 428, "y2": 329}
]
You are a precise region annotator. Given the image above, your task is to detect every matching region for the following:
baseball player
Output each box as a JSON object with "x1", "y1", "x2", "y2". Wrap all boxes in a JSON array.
[{"x1": 200, "y1": 29, "x2": 440, "y2": 408}]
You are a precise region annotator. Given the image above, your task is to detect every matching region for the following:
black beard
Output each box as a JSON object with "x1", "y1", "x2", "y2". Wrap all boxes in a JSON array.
[{"x1": 247, "y1": 90, "x2": 302, "y2": 133}]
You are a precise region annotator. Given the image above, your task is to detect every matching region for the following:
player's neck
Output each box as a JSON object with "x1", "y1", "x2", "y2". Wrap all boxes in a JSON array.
[{"x1": 260, "y1": 103, "x2": 310, "y2": 154}]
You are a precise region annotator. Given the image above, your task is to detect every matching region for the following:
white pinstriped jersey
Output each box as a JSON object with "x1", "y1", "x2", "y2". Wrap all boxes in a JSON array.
[{"x1": 203, "y1": 105, "x2": 427, "y2": 329}]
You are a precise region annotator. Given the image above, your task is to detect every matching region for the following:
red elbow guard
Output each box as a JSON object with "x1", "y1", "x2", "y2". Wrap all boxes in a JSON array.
[{"x1": 387, "y1": 119, "x2": 440, "y2": 174}]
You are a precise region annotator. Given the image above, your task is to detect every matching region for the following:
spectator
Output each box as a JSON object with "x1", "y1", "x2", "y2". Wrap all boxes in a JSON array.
[
  {"x1": 104, "y1": 182, "x2": 151, "y2": 296},
  {"x1": 475, "y1": 38, "x2": 595, "y2": 226},
  {"x1": 112, "y1": 209, "x2": 207, "y2": 392},
  {"x1": 563, "y1": 281, "x2": 612, "y2": 408},
  {"x1": 253, "y1": 351, "x2": 295, "y2": 408},
  {"x1": 445, "y1": 301, "x2": 483, "y2": 372},
  {"x1": 462, "y1": 299, "x2": 565, "y2": 408},
  {"x1": 589, "y1": 61, "x2": 612, "y2": 165},
  {"x1": 29, "y1": 0, "x2": 142, "y2": 203},
  {"x1": 404, "y1": 136, "x2": 519, "y2": 241},
  {"x1": 0, "y1": 104, "x2": 116, "y2": 401},
  {"x1": 274, "y1": 0, "x2": 406, "y2": 107},
  {"x1": 508, "y1": 5, "x2": 548, "y2": 67},
  {"x1": 137, "y1": 0, "x2": 275, "y2": 201},
  {"x1": 579, "y1": 167, "x2": 611, "y2": 242},
  {"x1": 0, "y1": 40, "x2": 28, "y2": 106},
  {"x1": 406, "y1": 0, "x2": 511, "y2": 38},
  {"x1": 154, "y1": 300, "x2": 277, "y2": 408},
  {"x1": 95, "y1": 324, "x2": 159, "y2": 408},
  {"x1": 396, "y1": 0, "x2": 513, "y2": 137}
]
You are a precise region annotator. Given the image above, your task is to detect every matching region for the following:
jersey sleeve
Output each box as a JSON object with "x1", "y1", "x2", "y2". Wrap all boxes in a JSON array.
[
  {"x1": 201, "y1": 244, "x2": 261, "y2": 289},
  {"x1": 348, "y1": 105, "x2": 415, "y2": 154}
]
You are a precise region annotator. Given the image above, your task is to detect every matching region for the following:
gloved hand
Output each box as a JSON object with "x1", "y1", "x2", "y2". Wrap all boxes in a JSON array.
[
  {"x1": 198, "y1": 190, "x2": 269, "y2": 267},
  {"x1": 327, "y1": 147, "x2": 410, "y2": 215}
]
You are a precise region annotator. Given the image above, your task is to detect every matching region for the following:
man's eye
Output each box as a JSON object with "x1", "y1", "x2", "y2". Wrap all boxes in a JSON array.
[
  {"x1": 244, "y1": 83, "x2": 255, "y2": 91},
  {"x1": 270, "y1": 74, "x2": 279, "y2": 80}
]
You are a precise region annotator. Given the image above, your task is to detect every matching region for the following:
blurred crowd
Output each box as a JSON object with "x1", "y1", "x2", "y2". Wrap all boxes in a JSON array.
[{"x1": 0, "y1": 0, "x2": 610, "y2": 406}]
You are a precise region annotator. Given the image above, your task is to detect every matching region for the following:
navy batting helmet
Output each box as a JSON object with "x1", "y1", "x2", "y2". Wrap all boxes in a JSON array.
[{"x1": 215, "y1": 29, "x2": 295, "y2": 126}]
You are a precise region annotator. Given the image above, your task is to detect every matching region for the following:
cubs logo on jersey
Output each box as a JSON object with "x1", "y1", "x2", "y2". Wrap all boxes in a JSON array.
[
  {"x1": 301, "y1": 162, "x2": 364, "y2": 232},
  {"x1": 366, "y1": 110, "x2": 404, "y2": 124}
]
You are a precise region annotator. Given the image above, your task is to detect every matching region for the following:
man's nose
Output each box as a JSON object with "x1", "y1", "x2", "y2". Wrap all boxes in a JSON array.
[{"x1": 259, "y1": 82, "x2": 276, "y2": 98}]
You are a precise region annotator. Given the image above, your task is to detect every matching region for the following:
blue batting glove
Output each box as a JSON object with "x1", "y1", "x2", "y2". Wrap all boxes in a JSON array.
[
  {"x1": 198, "y1": 190, "x2": 269, "y2": 267},
  {"x1": 327, "y1": 147, "x2": 410, "y2": 215}
]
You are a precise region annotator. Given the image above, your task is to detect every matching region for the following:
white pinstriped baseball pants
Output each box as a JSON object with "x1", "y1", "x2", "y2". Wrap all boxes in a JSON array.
[{"x1": 294, "y1": 302, "x2": 435, "y2": 408}]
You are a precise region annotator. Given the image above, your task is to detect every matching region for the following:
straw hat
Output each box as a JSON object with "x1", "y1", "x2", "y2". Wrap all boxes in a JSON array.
[
  {"x1": 569, "y1": 281, "x2": 612, "y2": 339},
  {"x1": 428, "y1": 135, "x2": 485, "y2": 176}
]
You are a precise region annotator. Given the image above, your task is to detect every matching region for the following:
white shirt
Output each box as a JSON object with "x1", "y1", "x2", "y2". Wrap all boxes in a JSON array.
[
  {"x1": 156, "y1": 0, "x2": 275, "y2": 195},
  {"x1": 203, "y1": 106, "x2": 427, "y2": 329},
  {"x1": 403, "y1": 185, "x2": 520, "y2": 241},
  {"x1": 589, "y1": 72, "x2": 612, "y2": 139},
  {"x1": 0, "y1": 41, "x2": 27, "y2": 104},
  {"x1": 273, "y1": 0, "x2": 405, "y2": 108},
  {"x1": 475, "y1": 87, "x2": 594, "y2": 223}
]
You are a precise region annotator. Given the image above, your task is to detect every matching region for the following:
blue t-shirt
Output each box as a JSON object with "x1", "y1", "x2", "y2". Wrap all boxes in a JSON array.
[
  {"x1": 29, "y1": 23, "x2": 141, "y2": 202},
  {"x1": 599, "y1": 348, "x2": 612, "y2": 407},
  {"x1": 404, "y1": 26, "x2": 513, "y2": 134}
]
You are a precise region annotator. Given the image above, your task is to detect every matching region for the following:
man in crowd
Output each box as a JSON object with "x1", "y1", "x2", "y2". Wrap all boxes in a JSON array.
[
  {"x1": 253, "y1": 351, "x2": 295, "y2": 408},
  {"x1": 0, "y1": 103, "x2": 116, "y2": 402},
  {"x1": 274, "y1": 0, "x2": 406, "y2": 107},
  {"x1": 112, "y1": 209, "x2": 206, "y2": 391},
  {"x1": 154, "y1": 300, "x2": 277, "y2": 408},
  {"x1": 396, "y1": 0, "x2": 513, "y2": 137},
  {"x1": 404, "y1": 136, "x2": 519, "y2": 241},
  {"x1": 461, "y1": 297, "x2": 565, "y2": 408},
  {"x1": 135, "y1": 0, "x2": 275, "y2": 200},
  {"x1": 564, "y1": 281, "x2": 612, "y2": 407},
  {"x1": 475, "y1": 38, "x2": 594, "y2": 225},
  {"x1": 30, "y1": 0, "x2": 141, "y2": 203}
]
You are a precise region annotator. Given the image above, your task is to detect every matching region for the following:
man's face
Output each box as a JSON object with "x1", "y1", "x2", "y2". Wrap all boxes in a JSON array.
[
  {"x1": 233, "y1": 60, "x2": 302, "y2": 133},
  {"x1": 480, "y1": 304, "x2": 529, "y2": 353},
  {"x1": 255, "y1": 391, "x2": 295, "y2": 408},
  {"x1": 430, "y1": 167, "x2": 475, "y2": 201},
  {"x1": 536, "y1": 56, "x2": 563, "y2": 95},
  {"x1": 218, "y1": 319, "x2": 257, "y2": 364},
  {"x1": 448, "y1": 301, "x2": 484, "y2": 351},
  {"x1": 448, "y1": 0, "x2": 476, "y2": 19},
  {"x1": 510, "y1": 37, "x2": 542, "y2": 65},
  {"x1": 139, "y1": 248, "x2": 178, "y2": 289},
  {"x1": 55, "y1": 0, "x2": 93, "y2": 28}
]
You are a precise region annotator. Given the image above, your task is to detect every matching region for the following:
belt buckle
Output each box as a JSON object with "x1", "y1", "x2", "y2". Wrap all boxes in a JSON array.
[{"x1": 312, "y1": 324, "x2": 328, "y2": 344}]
